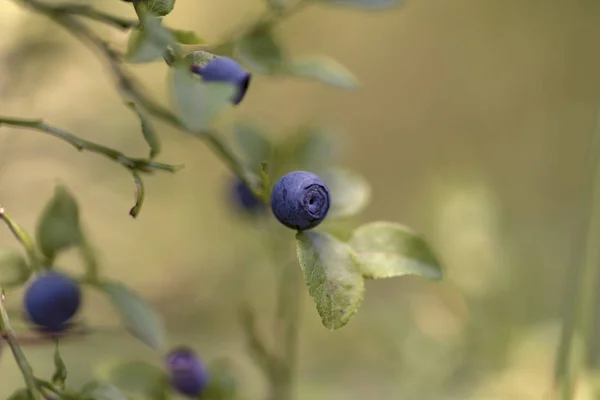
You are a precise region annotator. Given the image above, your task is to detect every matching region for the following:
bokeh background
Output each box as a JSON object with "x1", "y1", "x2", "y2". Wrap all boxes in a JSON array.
[{"x1": 2, "y1": 0, "x2": 600, "y2": 399}]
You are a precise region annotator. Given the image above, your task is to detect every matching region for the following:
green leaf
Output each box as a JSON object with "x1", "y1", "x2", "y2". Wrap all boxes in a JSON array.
[
  {"x1": 232, "y1": 122, "x2": 273, "y2": 171},
  {"x1": 320, "y1": 169, "x2": 371, "y2": 219},
  {"x1": 52, "y1": 340, "x2": 67, "y2": 389},
  {"x1": 142, "y1": 0, "x2": 175, "y2": 16},
  {"x1": 104, "y1": 360, "x2": 168, "y2": 399},
  {"x1": 275, "y1": 125, "x2": 337, "y2": 174},
  {"x1": 36, "y1": 185, "x2": 83, "y2": 260},
  {"x1": 125, "y1": 29, "x2": 165, "y2": 64},
  {"x1": 313, "y1": 0, "x2": 404, "y2": 10},
  {"x1": 295, "y1": 231, "x2": 364, "y2": 330},
  {"x1": 284, "y1": 56, "x2": 358, "y2": 90},
  {"x1": 234, "y1": 24, "x2": 284, "y2": 74},
  {"x1": 348, "y1": 221, "x2": 443, "y2": 280},
  {"x1": 202, "y1": 359, "x2": 238, "y2": 400},
  {"x1": 169, "y1": 64, "x2": 236, "y2": 132},
  {"x1": 98, "y1": 280, "x2": 167, "y2": 350},
  {"x1": 169, "y1": 29, "x2": 205, "y2": 44},
  {"x1": 128, "y1": 102, "x2": 161, "y2": 159},
  {"x1": 7, "y1": 389, "x2": 32, "y2": 400},
  {"x1": 80, "y1": 381, "x2": 128, "y2": 400},
  {"x1": 0, "y1": 248, "x2": 31, "y2": 289}
]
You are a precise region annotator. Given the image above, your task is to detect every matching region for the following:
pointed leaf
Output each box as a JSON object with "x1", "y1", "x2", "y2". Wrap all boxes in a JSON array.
[
  {"x1": 98, "y1": 280, "x2": 167, "y2": 350},
  {"x1": 321, "y1": 169, "x2": 371, "y2": 219},
  {"x1": 52, "y1": 340, "x2": 67, "y2": 389},
  {"x1": 80, "y1": 381, "x2": 128, "y2": 400},
  {"x1": 170, "y1": 64, "x2": 236, "y2": 132},
  {"x1": 295, "y1": 231, "x2": 364, "y2": 330},
  {"x1": 313, "y1": 0, "x2": 404, "y2": 10},
  {"x1": 125, "y1": 29, "x2": 165, "y2": 64},
  {"x1": 0, "y1": 248, "x2": 31, "y2": 289},
  {"x1": 105, "y1": 360, "x2": 168, "y2": 399},
  {"x1": 232, "y1": 122, "x2": 273, "y2": 171},
  {"x1": 348, "y1": 221, "x2": 443, "y2": 280},
  {"x1": 275, "y1": 125, "x2": 337, "y2": 174},
  {"x1": 169, "y1": 29, "x2": 206, "y2": 44},
  {"x1": 234, "y1": 24, "x2": 284, "y2": 74},
  {"x1": 128, "y1": 102, "x2": 161, "y2": 159},
  {"x1": 36, "y1": 185, "x2": 83, "y2": 259},
  {"x1": 285, "y1": 56, "x2": 358, "y2": 90}
]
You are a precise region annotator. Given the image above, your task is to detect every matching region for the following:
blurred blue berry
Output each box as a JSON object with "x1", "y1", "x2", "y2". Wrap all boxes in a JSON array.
[
  {"x1": 165, "y1": 347, "x2": 210, "y2": 398},
  {"x1": 24, "y1": 271, "x2": 81, "y2": 333},
  {"x1": 230, "y1": 178, "x2": 265, "y2": 214},
  {"x1": 191, "y1": 57, "x2": 251, "y2": 105},
  {"x1": 270, "y1": 171, "x2": 331, "y2": 231}
]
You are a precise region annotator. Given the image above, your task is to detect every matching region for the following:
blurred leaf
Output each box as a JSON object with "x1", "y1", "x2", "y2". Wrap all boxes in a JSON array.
[
  {"x1": 105, "y1": 360, "x2": 168, "y2": 399},
  {"x1": 52, "y1": 340, "x2": 67, "y2": 389},
  {"x1": 98, "y1": 280, "x2": 167, "y2": 350},
  {"x1": 169, "y1": 29, "x2": 205, "y2": 44},
  {"x1": 232, "y1": 122, "x2": 273, "y2": 171},
  {"x1": 295, "y1": 231, "x2": 364, "y2": 330},
  {"x1": 80, "y1": 381, "x2": 128, "y2": 400},
  {"x1": 128, "y1": 102, "x2": 161, "y2": 159},
  {"x1": 348, "y1": 221, "x2": 443, "y2": 280},
  {"x1": 211, "y1": 42, "x2": 235, "y2": 58},
  {"x1": 36, "y1": 185, "x2": 83, "y2": 260},
  {"x1": 275, "y1": 125, "x2": 337, "y2": 174},
  {"x1": 142, "y1": 0, "x2": 175, "y2": 16},
  {"x1": 234, "y1": 24, "x2": 284, "y2": 74},
  {"x1": 0, "y1": 248, "x2": 31, "y2": 289},
  {"x1": 313, "y1": 0, "x2": 404, "y2": 10},
  {"x1": 265, "y1": 0, "x2": 286, "y2": 11},
  {"x1": 125, "y1": 29, "x2": 165, "y2": 63},
  {"x1": 7, "y1": 389, "x2": 31, "y2": 400},
  {"x1": 321, "y1": 169, "x2": 371, "y2": 219},
  {"x1": 169, "y1": 64, "x2": 236, "y2": 132},
  {"x1": 284, "y1": 56, "x2": 358, "y2": 90},
  {"x1": 202, "y1": 359, "x2": 238, "y2": 400}
]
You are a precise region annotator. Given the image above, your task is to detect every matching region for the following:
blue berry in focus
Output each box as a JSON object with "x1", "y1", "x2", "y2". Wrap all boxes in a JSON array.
[
  {"x1": 230, "y1": 178, "x2": 265, "y2": 214},
  {"x1": 24, "y1": 271, "x2": 81, "y2": 333},
  {"x1": 270, "y1": 171, "x2": 331, "y2": 231},
  {"x1": 165, "y1": 347, "x2": 210, "y2": 398},
  {"x1": 191, "y1": 57, "x2": 251, "y2": 105}
]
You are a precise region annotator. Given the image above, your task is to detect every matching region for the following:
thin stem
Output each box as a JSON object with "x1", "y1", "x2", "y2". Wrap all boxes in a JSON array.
[
  {"x1": 554, "y1": 107, "x2": 600, "y2": 399},
  {"x1": 0, "y1": 206, "x2": 42, "y2": 272},
  {"x1": 48, "y1": 3, "x2": 138, "y2": 30},
  {"x1": 0, "y1": 289, "x2": 40, "y2": 400}
]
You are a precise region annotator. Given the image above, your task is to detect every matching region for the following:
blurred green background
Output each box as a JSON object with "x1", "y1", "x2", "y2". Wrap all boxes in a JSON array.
[{"x1": 2, "y1": 0, "x2": 600, "y2": 399}]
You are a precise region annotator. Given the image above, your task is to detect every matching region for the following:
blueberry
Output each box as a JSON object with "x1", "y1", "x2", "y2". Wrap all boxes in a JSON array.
[
  {"x1": 230, "y1": 178, "x2": 265, "y2": 214},
  {"x1": 24, "y1": 271, "x2": 81, "y2": 333},
  {"x1": 191, "y1": 57, "x2": 251, "y2": 105},
  {"x1": 165, "y1": 347, "x2": 210, "y2": 398},
  {"x1": 270, "y1": 171, "x2": 331, "y2": 231}
]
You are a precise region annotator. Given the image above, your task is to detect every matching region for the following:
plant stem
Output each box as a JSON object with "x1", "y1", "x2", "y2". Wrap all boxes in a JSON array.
[
  {"x1": 0, "y1": 289, "x2": 41, "y2": 400},
  {"x1": 554, "y1": 107, "x2": 600, "y2": 399},
  {"x1": 0, "y1": 206, "x2": 42, "y2": 272}
]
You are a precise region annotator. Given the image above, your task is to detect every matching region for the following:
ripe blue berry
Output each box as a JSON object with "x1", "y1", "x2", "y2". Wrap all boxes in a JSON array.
[
  {"x1": 270, "y1": 171, "x2": 331, "y2": 231},
  {"x1": 191, "y1": 57, "x2": 251, "y2": 105},
  {"x1": 230, "y1": 178, "x2": 265, "y2": 214},
  {"x1": 24, "y1": 271, "x2": 81, "y2": 333},
  {"x1": 165, "y1": 347, "x2": 210, "y2": 398}
]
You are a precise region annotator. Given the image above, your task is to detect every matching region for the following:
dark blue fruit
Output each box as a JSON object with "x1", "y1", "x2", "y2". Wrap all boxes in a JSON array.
[
  {"x1": 191, "y1": 57, "x2": 251, "y2": 105},
  {"x1": 270, "y1": 171, "x2": 331, "y2": 231},
  {"x1": 165, "y1": 347, "x2": 210, "y2": 398},
  {"x1": 24, "y1": 271, "x2": 81, "y2": 333},
  {"x1": 230, "y1": 178, "x2": 265, "y2": 214}
]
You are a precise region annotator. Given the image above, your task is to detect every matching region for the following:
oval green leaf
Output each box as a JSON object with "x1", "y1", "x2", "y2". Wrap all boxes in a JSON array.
[
  {"x1": 125, "y1": 29, "x2": 166, "y2": 64},
  {"x1": 104, "y1": 360, "x2": 168, "y2": 399},
  {"x1": 232, "y1": 122, "x2": 273, "y2": 171},
  {"x1": 80, "y1": 381, "x2": 128, "y2": 400},
  {"x1": 234, "y1": 24, "x2": 284, "y2": 74},
  {"x1": 36, "y1": 185, "x2": 83, "y2": 259},
  {"x1": 170, "y1": 65, "x2": 236, "y2": 133},
  {"x1": 348, "y1": 221, "x2": 443, "y2": 280},
  {"x1": 321, "y1": 169, "x2": 371, "y2": 219},
  {"x1": 98, "y1": 280, "x2": 167, "y2": 350},
  {"x1": 0, "y1": 248, "x2": 31, "y2": 289},
  {"x1": 127, "y1": 102, "x2": 161, "y2": 159},
  {"x1": 313, "y1": 0, "x2": 404, "y2": 10},
  {"x1": 285, "y1": 56, "x2": 358, "y2": 90},
  {"x1": 295, "y1": 231, "x2": 364, "y2": 330}
]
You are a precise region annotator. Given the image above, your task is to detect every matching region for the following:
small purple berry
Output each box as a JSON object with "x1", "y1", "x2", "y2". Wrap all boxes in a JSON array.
[
  {"x1": 24, "y1": 271, "x2": 81, "y2": 333},
  {"x1": 230, "y1": 178, "x2": 265, "y2": 214},
  {"x1": 191, "y1": 57, "x2": 251, "y2": 105},
  {"x1": 270, "y1": 171, "x2": 331, "y2": 231},
  {"x1": 165, "y1": 347, "x2": 210, "y2": 398}
]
